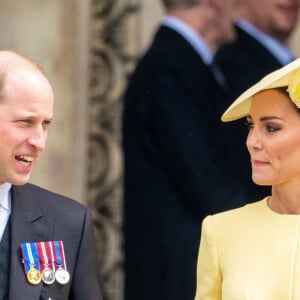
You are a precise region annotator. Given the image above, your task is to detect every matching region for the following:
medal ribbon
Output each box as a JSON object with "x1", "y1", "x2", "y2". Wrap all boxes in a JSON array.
[
  {"x1": 52, "y1": 240, "x2": 67, "y2": 269},
  {"x1": 21, "y1": 242, "x2": 40, "y2": 274},
  {"x1": 58, "y1": 240, "x2": 67, "y2": 269},
  {"x1": 48, "y1": 241, "x2": 56, "y2": 271},
  {"x1": 36, "y1": 241, "x2": 55, "y2": 272}
]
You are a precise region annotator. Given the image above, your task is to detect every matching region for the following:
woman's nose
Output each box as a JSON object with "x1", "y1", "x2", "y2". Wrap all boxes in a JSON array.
[{"x1": 246, "y1": 130, "x2": 263, "y2": 151}]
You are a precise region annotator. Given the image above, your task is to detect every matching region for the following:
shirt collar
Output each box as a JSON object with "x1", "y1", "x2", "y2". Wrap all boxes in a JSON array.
[
  {"x1": 0, "y1": 183, "x2": 12, "y2": 211},
  {"x1": 162, "y1": 15, "x2": 213, "y2": 65},
  {"x1": 236, "y1": 19, "x2": 294, "y2": 65}
]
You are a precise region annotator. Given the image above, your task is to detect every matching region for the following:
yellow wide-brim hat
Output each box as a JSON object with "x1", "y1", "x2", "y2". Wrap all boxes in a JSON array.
[{"x1": 222, "y1": 58, "x2": 300, "y2": 122}]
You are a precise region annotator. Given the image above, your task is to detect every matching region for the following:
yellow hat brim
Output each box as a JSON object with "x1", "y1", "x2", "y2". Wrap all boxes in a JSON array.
[{"x1": 221, "y1": 58, "x2": 300, "y2": 122}]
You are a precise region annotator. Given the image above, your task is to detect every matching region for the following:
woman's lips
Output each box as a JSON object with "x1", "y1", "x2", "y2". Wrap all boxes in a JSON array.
[{"x1": 252, "y1": 160, "x2": 269, "y2": 167}]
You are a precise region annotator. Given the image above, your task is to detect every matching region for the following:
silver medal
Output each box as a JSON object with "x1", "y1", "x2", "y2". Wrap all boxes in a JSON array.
[
  {"x1": 41, "y1": 267, "x2": 56, "y2": 285},
  {"x1": 55, "y1": 267, "x2": 70, "y2": 285}
]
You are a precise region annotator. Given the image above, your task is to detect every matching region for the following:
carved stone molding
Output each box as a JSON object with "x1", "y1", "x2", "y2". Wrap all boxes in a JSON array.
[{"x1": 88, "y1": 1, "x2": 140, "y2": 299}]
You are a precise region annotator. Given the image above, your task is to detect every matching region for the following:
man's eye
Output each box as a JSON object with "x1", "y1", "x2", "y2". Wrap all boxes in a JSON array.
[
  {"x1": 19, "y1": 119, "x2": 31, "y2": 124},
  {"x1": 43, "y1": 120, "x2": 52, "y2": 127}
]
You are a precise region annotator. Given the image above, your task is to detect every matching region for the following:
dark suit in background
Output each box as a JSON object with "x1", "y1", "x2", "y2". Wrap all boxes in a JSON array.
[
  {"x1": 122, "y1": 24, "x2": 247, "y2": 300},
  {"x1": 215, "y1": 25, "x2": 283, "y2": 101}
]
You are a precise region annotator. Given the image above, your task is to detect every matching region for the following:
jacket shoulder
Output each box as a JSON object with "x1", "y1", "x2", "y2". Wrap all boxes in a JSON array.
[
  {"x1": 13, "y1": 183, "x2": 86, "y2": 212},
  {"x1": 203, "y1": 199, "x2": 268, "y2": 230}
]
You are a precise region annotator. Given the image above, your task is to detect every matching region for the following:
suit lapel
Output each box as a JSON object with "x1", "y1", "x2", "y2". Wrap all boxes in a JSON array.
[{"x1": 8, "y1": 184, "x2": 54, "y2": 300}]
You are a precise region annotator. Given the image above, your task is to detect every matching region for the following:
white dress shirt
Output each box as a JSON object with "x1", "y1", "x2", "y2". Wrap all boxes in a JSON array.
[
  {"x1": 0, "y1": 183, "x2": 12, "y2": 242},
  {"x1": 162, "y1": 15, "x2": 213, "y2": 65},
  {"x1": 161, "y1": 15, "x2": 228, "y2": 86},
  {"x1": 237, "y1": 19, "x2": 295, "y2": 65}
]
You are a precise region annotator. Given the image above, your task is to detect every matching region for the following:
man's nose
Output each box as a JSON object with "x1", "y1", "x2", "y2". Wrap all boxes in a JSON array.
[{"x1": 28, "y1": 126, "x2": 47, "y2": 150}]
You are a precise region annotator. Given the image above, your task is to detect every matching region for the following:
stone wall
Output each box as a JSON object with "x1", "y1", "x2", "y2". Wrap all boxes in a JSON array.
[{"x1": 0, "y1": 0, "x2": 90, "y2": 202}]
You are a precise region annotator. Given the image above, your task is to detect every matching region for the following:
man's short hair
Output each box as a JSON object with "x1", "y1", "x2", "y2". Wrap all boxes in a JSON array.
[
  {"x1": 162, "y1": 0, "x2": 201, "y2": 9},
  {"x1": 0, "y1": 51, "x2": 46, "y2": 102}
]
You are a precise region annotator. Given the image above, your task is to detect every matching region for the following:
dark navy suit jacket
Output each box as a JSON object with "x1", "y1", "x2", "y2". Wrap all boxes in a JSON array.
[
  {"x1": 215, "y1": 24, "x2": 283, "y2": 101},
  {"x1": 122, "y1": 25, "x2": 253, "y2": 300},
  {"x1": 8, "y1": 183, "x2": 102, "y2": 300}
]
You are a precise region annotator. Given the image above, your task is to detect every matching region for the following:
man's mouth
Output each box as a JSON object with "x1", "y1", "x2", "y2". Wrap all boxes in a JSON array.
[{"x1": 16, "y1": 155, "x2": 34, "y2": 166}]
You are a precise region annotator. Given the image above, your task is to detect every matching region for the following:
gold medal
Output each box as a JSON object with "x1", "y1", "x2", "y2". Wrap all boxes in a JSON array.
[{"x1": 27, "y1": 265, "x2": 42, "y2": 285}]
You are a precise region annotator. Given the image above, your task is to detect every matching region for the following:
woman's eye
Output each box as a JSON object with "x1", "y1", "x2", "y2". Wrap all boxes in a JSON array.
[
  {"x1": 266, "y1": 125, "x2": 280, "y2": 132},
  {"x1": 245, "y1": 121, "x2": 253, "y2": 130}
]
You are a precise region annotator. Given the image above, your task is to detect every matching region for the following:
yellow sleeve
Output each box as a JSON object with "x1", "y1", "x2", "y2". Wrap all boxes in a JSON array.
[{"x1": 194, "y1": 215, "x2": 222, "y2": 300}]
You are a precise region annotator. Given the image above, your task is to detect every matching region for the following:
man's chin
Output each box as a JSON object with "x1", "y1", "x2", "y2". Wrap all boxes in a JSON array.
[{"x1": 10, "y1": 176, "x2": 31, "y2": 186}]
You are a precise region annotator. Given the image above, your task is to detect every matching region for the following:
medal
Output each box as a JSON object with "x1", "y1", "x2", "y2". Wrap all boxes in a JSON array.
[
  {"x1": 21, "y1": 242, "x2": 42, "y2": 285},
  {"x1": 55, "y1": 266, "x2": 70, "y2": 285},
  {"x1": 21, "y1": 240, "x2": 70, "y2": 286},
  {"x1": 52, "y1": 240, "x2": 70, "y2": 285},
  {"x1": 37, "y1": 242, "x2": 56, "y2": 285},
  {"x1": 27, "y1": 264, "x2": 42, "y2": 285},
  {"x1": 41, "y1": 266, "x2": 56, "y2": 285}
]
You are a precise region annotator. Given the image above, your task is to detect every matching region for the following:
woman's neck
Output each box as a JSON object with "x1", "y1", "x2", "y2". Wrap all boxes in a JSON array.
[{"x1": 269, "y1": 184, "x2": 300, "y2": 214}]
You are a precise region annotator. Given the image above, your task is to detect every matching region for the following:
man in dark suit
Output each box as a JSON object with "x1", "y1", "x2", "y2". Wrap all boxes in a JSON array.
[
  {"x1": 215, "y1": 0, "x2": 300, "y2": 100},
  {"x1": 215, "y1": 0, "x2": 300, "y2": 201},
  {"x1": 0, "y1": 51, "x2": 102, "y2": 299},
  {"x1": 122, "y1": 1, "x2": 239, "y2": 299}
]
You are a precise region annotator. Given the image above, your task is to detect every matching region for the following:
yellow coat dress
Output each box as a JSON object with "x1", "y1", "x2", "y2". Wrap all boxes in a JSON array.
[{"x1": 195, "y1": 198, "x2": 300, "y2": 300}]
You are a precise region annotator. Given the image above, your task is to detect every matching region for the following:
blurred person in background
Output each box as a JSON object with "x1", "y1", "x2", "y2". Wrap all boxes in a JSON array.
[
  {"x1": 216, "y1": 0, "x2": 300, "y2": 100},
  {"x1": 122, "y1": 0, "x2": 238, "y2": 299}
]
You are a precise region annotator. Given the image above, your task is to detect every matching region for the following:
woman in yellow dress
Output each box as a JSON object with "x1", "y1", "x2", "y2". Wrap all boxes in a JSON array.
[{"x1": 195, "y1": 58, "x2": 300, "y2": 300}]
